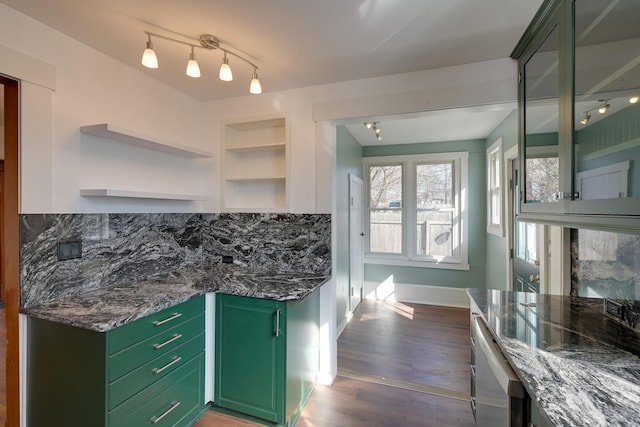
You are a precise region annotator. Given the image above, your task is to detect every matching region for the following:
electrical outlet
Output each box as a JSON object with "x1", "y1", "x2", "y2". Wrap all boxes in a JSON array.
[
  {"x1": 604, "y1": 299, "x2": 624, "y2": 321},
  {"x1": 57, "y1": 240, "x2": 82, "y2": 261}
]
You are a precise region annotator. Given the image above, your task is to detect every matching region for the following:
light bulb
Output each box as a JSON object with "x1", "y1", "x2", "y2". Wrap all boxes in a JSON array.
[
  {"x1": 598, "y1": 103, "x2": 609, "y2": 114},
  {"x1": 580, "y1": 113, "x2": 590, "y2": 125},
  {"x1": 141, "y1": 37, "x2": 158, "y2": 69},
  {"x1": 630, "y1": 96, "x2": 639, "y2": 104},
  {"x1": 250, "y1": 69, "x2": 262, "y2": 94},
  {"x1": 219, "y1": 53, "x2": 233, "y2": 81},
  {"x1": 364, "y1": 122, "x2": 372, "y2": 129},
  {"x1": 186, "y1": 48, "x2": 200, "y2": 78}
]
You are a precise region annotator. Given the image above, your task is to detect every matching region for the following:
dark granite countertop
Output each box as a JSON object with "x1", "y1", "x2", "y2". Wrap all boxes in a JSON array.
[
  {"x1": 467, "y1": 288, "x2": 640, "y2": 427},
  {"x1": 20, "y1": 266, "x2": 330, "y2": 332}
]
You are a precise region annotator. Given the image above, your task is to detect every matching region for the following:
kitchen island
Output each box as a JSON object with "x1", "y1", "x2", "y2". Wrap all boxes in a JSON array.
[{"x1": 467, "y1": 289, "x2": 640, "y2": 426}]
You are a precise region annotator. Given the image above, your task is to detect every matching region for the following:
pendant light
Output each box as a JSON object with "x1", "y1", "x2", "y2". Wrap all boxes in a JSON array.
[
  {"x1": 186, "y1": 46, "x2": 201, "y2": 78},
  {"x1": 141, "y1": 34, "x2": 158, "y2": 69},
  {"x1": 219, "y1": 52, "x2": 233, "y2": 81},
  {"x1": 250, "y1": 68, "x2": 262, "y2": 95}
]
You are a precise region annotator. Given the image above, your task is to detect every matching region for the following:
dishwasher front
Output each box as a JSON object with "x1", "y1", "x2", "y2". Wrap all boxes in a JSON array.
[{"x1": 471, "y1": 314, "x2": 526, "y2": 427}]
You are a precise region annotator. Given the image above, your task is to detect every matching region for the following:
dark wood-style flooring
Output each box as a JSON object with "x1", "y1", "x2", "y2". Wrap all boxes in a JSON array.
[
  {"x1": 0, "y1": 300, "x2": 473, "y2": 426},
  {"x1": 196, "y1": 299, "x2": 474, "y2": 427}
]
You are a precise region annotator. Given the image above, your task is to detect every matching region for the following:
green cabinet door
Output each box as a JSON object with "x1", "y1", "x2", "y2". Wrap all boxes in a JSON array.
[{"x1": 214, "y1": 294, "x2": 286, "y2": 424}]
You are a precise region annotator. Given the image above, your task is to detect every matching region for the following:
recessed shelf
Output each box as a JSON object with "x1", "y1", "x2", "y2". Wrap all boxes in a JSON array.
[
  {"x1": 225, "y1": 142, "x2": 286, "y2": 152},
  {"x1": 80, "y1": 189, "x2": 211, "y2": 201},
  {"x1": 225, "y1": 176, "x2": 286, "y2": 182},
  {"x1": 80, "y1": 123, "x2": 213, "y2": 158},
  {"x1": 222, "y1": 115, "x2": 289, "y2": 212}
]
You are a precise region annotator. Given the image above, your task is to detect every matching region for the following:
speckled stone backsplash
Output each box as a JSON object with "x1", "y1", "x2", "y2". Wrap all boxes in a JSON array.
[
  {"x1": 573, "y1": 228, "x2": 640, "y2": 331},
  {"x1": 20, "y1": 213, "x2": 331, "y2": 308}
]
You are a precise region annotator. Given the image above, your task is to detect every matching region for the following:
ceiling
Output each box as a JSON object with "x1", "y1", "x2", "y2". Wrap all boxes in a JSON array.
[{"x1": 0, "y1": 0, "x2": 544, "y2": 144}]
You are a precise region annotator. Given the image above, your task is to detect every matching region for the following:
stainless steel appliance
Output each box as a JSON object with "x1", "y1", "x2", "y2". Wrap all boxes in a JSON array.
[{"x1": 470, "y1": 312, "x2": 525, "y2": 426}]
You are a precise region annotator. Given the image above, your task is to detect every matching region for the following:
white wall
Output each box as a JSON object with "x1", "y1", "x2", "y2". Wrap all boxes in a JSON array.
[{"x1": 0, "y1": 4, "x2": 210, "y2": 213}]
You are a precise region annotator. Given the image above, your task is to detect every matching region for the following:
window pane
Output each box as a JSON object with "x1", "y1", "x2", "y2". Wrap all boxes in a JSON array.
[
  {"x1": 416, "y1": 210, "x2": 453, "y2": 257},
  {"x1": 416, "y1": 162, "x2": 453, "y2": 209},
  {"x1": 370, "y1": 209, "x2": 402, "y2": 253},
  {"x1": 369, "y1": 165, "x2": 402, "y2": 208}
]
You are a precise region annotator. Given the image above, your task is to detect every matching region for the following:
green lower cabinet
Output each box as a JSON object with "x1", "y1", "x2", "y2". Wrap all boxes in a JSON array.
[
  {"x1": 214, "y1": 291, "x2": 320, "y2": 427},
  {"x1": 26, "y1": 296, "x2": 207, "y2": 427}
]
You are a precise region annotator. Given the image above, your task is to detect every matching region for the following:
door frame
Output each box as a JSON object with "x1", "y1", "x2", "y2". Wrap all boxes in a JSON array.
[
  {"x1": 2, "y1": 75, "x2": 20, "y2": 427},
  {"x1": 348, "y1": 174, "x2": 364, "y2": 312}
]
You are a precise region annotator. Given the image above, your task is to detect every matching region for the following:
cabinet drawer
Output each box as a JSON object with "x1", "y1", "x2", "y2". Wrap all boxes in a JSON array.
[
  {"x1": 109, "y1": 353, "x2": 206, "y2": 426},
  {"x1": 109, "y1": 333, "x2": 204, "y2": 410},
  {"x1": 109, "y1": 313, "x2": 204, "y2": 381},
  {"x1": 109, "y1": 296, "x2": 204, "y2": 354}
]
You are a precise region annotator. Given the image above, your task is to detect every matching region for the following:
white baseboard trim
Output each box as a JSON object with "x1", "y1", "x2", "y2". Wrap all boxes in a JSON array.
[{"x1": 363, "y1": 280, "x2": 470, "y2": 308}]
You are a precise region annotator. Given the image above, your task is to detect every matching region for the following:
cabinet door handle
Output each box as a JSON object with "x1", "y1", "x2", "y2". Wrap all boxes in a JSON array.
[
  {"x1": 150, "y1": 401, "x2": 181, "y2": 423},
  {"x1": 153, "y1": 312, "x2": 182, "y2": 326},
  {"x1": 153, "y1": 333, "x2": 183, "y2": 350},
  {"x1": 274, "y1": 308, "x2": 281, "y2": 337},
  {"x1": 152, "y1": 356, "x2": 182, "y2": 375}
]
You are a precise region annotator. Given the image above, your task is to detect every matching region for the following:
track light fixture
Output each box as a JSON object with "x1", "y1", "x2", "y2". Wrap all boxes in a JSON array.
[
  {"x1": 364, "y1": 122, "x2": 382, "y2": 142},
  {"x1": 141, "y1": 31, "x2": 262, "y2": 94},
  {"x1": 597, "y1": 100, "x2": 610, "y2": 114},
  {"x1": 580, "y1": 112, "x2": 591, "y2": 125},
  {"x1": 579, "y1": 99, "x2": 611, "y2": 126}
]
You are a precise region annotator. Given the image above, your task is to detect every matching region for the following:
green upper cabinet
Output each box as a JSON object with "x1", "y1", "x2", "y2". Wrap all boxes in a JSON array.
[
  {"x1": 214, "y1": 292, "x2": 320, "y2": 427},
  {"x1": 513, "y1": 0, "x2": 640, "y2": 231}
]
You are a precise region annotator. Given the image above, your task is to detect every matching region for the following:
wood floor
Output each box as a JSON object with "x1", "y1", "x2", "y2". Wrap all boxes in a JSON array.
[
  {"x1": 0, "y1": 300, "x2": 473, "y2": 427},
  {"x1": 196, "y1": 299, "x2": 474, "y2": 427}
]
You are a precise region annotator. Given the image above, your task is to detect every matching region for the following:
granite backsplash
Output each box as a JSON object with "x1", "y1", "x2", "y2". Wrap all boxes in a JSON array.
[{"x1": 20, "y1": 213, "x2": 331, "y2": 308}]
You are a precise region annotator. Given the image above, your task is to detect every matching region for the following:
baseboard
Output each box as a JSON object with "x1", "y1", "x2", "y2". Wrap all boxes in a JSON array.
[{"x1": 363, "y1": 280, "x2": 470, "y2": 309}]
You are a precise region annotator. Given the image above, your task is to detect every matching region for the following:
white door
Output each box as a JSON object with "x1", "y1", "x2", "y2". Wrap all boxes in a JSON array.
[{"x1": 349, "y1": 174, "x2": 364, "y2": 312}]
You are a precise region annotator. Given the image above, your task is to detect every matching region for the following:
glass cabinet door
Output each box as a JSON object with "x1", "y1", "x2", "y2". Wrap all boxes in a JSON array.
[
  {"x1": 522, "y1": 21, "x2": 562, "y2": 208},
  {"x1": 572, "y1": 0, "x2": 640, "y2": 215}
]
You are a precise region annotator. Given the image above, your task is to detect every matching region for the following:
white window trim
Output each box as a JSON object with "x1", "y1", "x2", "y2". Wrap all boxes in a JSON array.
[
  {"x1": 363, "y1": 152, "x2": 469, "y2": 271},
  {"x1": 487, "y1": 137, "x2": 504, "y2": 236}
]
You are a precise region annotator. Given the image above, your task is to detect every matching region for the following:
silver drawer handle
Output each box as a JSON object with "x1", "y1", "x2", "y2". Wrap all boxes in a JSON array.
[
  {"x1": 153, "y1": 312, "x2": 183, "y2": 326},
  {"x1": 150, "y1": 401, "x2": 181, "y2": 424},
  {"x1": 153, "y1": 333, "x2": 183, "y2": 350},
  {"x1": 152, "y1": 356, "x2": 182, "y2": 375}
]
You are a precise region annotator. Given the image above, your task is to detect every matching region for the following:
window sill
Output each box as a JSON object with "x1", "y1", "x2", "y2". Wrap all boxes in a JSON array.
[{"x1": 365, "y1": 256, "x2": 470, "y2": 271}]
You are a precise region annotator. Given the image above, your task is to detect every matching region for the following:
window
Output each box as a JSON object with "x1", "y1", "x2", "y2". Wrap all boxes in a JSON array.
[
  {"x1": 487, "y1": 138, "x2": 503, "y2": 236},
  {"x1": 364, "y1": 152, "x2": 469, "y2": 270}
]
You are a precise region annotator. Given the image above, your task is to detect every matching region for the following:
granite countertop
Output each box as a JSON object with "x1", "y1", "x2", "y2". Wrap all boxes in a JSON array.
[
  {"x1": 21, "y1": 266, "x2": 330, "y2": 332},
  {"x1": 467, "y1": 288, "x2": 640, "y2": 427}
]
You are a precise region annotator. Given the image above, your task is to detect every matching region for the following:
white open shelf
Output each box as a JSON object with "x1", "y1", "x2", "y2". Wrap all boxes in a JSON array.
[
  {"x1": 80, "y1": 123, "x2": 213, "y2": 158},
  {"x1": 221, "y1": 114, "x2": 289, "y2": 211},
  {"x1": 80, "y1": 189, "x2": 211, "y2": 201}
]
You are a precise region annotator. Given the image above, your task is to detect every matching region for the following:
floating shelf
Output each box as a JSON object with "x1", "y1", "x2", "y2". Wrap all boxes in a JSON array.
[
  {"x1": 80, "y1": 123, "x2": 213, "y2": 158},
  {"x1": 80, "y1": 189, "x2": 211, "y2": 201}
]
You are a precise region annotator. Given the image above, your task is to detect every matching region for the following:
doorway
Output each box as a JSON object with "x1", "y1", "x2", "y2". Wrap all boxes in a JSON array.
[
  {"x1": 348, "y1": 174, "x2": 364, "y2": 312},
  {"x1": 2, "y1": 75, "x2": 19, "y2": 427}
]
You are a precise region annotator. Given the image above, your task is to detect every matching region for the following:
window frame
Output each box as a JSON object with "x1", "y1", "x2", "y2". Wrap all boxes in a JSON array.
[
  {"x1": 487, "y1": 137, "x2": 504, "y2": 236},
  {"x1": 364, "y1": 152, "x2": 469, "y2": 271}
]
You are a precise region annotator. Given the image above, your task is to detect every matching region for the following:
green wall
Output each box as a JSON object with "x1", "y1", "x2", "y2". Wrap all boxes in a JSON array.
[
  {"x1": 362, "y1": 139, "x2": 487, "y2": 289},
  {"x1": 485, "y1": 109, "x2": 518, "y2": 290},
  {"x1": 335, "y1": 126, "x2": 363, "y2": 326}
]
